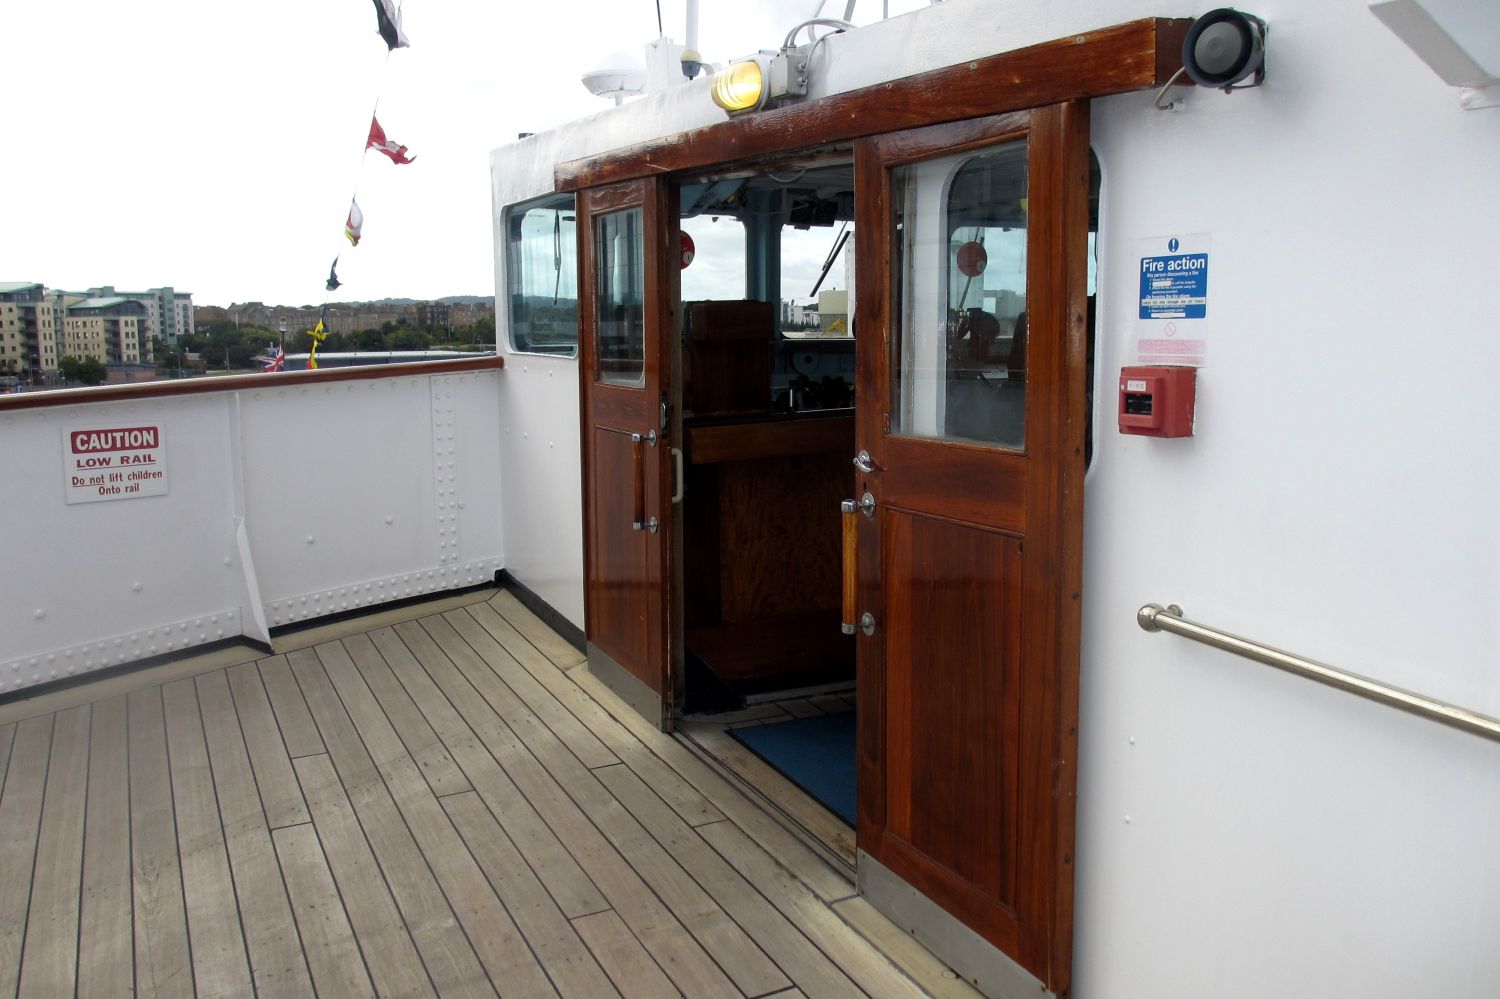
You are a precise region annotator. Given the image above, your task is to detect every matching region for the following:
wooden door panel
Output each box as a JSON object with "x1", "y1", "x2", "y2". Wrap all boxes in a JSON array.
[
  {"x1": 880, "y1": 438, "x2": 1027, "y2": 533},
  {"x1": 883, "y1": 509, "x2": 1022, "y2": 906},
  {"x1": 855, "y1": 103, "x2": 1089, "y2": 993},
  {"x1": 577, "y1": 177, "x2": 676, "y2": 721},
  {"x1": 587, "y1": 427, "x2": 652, "y2": 678}
]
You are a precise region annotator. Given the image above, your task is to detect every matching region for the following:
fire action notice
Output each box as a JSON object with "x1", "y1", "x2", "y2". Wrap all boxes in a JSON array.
[
  {"x1": 1136, "y1": 232, "x2": 1211, "y2": 367},
  {"x1": 63, "y1": 424, "x2": 169, "y2": 504}
]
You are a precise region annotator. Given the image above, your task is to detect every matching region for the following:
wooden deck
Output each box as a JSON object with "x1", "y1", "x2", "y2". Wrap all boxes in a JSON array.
[{"x1": 0, "y1": 589, "x2": 977, "y2": 998}]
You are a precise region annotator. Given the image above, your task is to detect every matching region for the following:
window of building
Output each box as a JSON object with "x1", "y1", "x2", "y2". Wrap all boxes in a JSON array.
[{"x1": 505, "y1": 193, "x2": 578, "y2": 356}]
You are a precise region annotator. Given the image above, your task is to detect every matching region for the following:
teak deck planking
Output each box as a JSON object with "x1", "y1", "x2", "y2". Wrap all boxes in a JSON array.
[{"x1": 0, "y1": 590, "x2": 978, "y2": 998}]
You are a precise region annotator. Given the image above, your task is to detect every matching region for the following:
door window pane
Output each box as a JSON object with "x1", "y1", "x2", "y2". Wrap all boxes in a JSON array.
[
  {"x1": 595, "y1": 207, "x2": 646, "y2": 386},
  {"x1": 892, "y1": 141, "x2": 1027, "y2": 448}
]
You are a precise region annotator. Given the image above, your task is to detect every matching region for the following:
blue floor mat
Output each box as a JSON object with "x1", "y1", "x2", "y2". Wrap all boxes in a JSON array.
[{"x1": 731, "y1": 712, "x2": 856, "y2": 827}]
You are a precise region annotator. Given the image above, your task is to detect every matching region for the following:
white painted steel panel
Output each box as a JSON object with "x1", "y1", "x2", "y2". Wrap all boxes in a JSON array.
[
  {"x1": 494, "y1": 356, "x2": 585, "y2": 628},
  {"x1": 1076, "y1": 3, "x2": 1500, "y2": 998},
  {"x1": 0, "y1": 366, "x2": 505, "y2": 686},
  {"x1": 0, "y1": 395, "x2": 244, "y2": 690}
]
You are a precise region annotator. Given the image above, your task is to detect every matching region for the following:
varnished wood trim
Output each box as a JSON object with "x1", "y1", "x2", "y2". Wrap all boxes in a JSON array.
[
  {"x1": 0, "y1": 356, "x2": 503, "y2": 412},
  {"x1": 556, "y1": 18, "x2": 1189, "y2": 191},
  {"x1": 684, "y1": 414, "x2": 854, "y2": 464}
]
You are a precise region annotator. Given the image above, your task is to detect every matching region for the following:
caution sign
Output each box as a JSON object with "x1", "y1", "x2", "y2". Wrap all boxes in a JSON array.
[{"x1": 63, "y1": 424, "x2": 169, "y2": 504}]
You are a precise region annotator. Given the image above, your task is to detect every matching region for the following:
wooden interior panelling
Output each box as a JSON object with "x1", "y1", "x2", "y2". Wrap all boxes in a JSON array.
[
  {"x1": 684, "y1": 300, "x2": 775, "y2": 416},
  {"x1": 717, "y1": 453, "x2": 851, "y2": 624},
  {"x1": 687, "y1": 414, "x2": 854, "y2": 465}
]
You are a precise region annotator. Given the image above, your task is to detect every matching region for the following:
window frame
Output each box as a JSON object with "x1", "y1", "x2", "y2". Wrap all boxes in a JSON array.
[{"x1": 503, "y1": 192, "x2": 581, "y2": 359}]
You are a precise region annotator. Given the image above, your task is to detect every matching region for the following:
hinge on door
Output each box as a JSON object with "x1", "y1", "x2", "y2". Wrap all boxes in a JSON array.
[{"x1": 660, "y1": 395, "x2": 671, "y2": 438}]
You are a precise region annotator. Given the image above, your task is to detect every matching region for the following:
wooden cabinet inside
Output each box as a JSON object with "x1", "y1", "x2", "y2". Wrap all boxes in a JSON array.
[
  {"x1": 683, "y1": 300, "x2": 774, "y2": 417},
  {"x1": 682, "y1": 412, "x2": 856, "y2": 694}
]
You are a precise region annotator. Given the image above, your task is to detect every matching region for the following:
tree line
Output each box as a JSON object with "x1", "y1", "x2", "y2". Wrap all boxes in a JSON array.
[{"x1": 156, "y1": 316, "x2": 497, "y2": 372}]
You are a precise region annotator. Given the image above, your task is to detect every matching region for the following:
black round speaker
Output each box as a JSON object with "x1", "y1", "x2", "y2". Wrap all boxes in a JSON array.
[{"x1": 1182, "y1": 8, "x2": 1265, "y2": 90}]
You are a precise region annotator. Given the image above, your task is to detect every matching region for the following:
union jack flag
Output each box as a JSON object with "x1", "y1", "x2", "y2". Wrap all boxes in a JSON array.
[{"x1": 257, "y1": 345, "x2": 285, "y2": 372}]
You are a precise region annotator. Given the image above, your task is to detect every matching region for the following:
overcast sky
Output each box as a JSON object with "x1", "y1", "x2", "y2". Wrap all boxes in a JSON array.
[{"x1": 2, "y1": 0, "x2": 929, "y2": 308}]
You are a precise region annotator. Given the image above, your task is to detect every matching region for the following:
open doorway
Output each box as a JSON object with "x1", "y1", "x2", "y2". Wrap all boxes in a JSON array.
[{"x1": 671, "y1": 150, "x2": 862, "y2": 854}]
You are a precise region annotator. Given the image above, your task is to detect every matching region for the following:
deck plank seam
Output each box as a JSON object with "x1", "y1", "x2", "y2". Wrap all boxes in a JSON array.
[
  {"x1": 290, "y1": 648, "x2": 492, "y2": 994},
  {"x1": 25, "y1": 705, "x2": 91, "y2": 997},
  {"x1": 70, "y1": 703, "x2": 98, "y2": 995},
  {"x1": 431, "y1": 611, "x2": 619, "y2": 773},
  {"x1": 416, "y1": 630, "x2": 799, "y2": 996},
  {"x1": 5, "y1": 714, "x2": 57, "y2": 997},
  {"x1": 439, "y1": 609, "x2": 620, "y2": 769},
  {"x1": 127, "y1": 686, "x2": 194, "y2": 998},
  {"x1": 599, "y1": 808, "x2": 813, "y2": 997},
  {"x1": 566, "y1": 908, "x2": 683, "y2": 999},
  {"x1": 273, "y1": 807, "x2": 385, "y2": 998},
  {"x1": 362, "y1": 625, "x2": 620, "y2": 923},
  {"x1": 290, "y1": 750, "x2": 444, "y2": 998},
  {"x1": 366, "y1": 624, "x2": 617, "y2": 925},
  {"x1": 200, "y1": 669, "x2": 319, "y2": 994},
  {"x1": 113, "y1": 697, "x2": 143, "y2": 999},
  {"x1": 338, "y1": 635, "x2": 474, "y2": 801},
  {"x1": 389, "y1": 622, "x2": 746, "y2": 997},
  {"x1": 152, "y1": 683, "x2": 200, "y2": 995},
  {"x1": 384, "y1": 626, "x2": 686, "y2": 995},
  {"x1": 286, "y1": 717, "x2": 451, "y2": 996},
  {"x1": 435, "y1": 790, "x2": 617, "y2": 998},
  {"x1": 461, "y1": 604, "x2": 727, "y2": 830},
  {"x1": 169, "y1": 677, "x2": 258, "y2": 995},
  {"x1": 299, "y1": 643, "x2": 526, "y2": 997},
  {"x1": 227, "y1": 661, "x2": 314, "y2": 829},
  {"x1": 0, "y1": 723, "x2": 16, "y2": 802}
]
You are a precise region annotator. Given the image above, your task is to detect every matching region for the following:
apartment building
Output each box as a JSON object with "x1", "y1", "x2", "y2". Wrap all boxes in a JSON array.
[
  {"x1": 87, "y1": 285, "x2": 194, "y2": 344},
  {"x1": 0, "y1": 282, "x2": 62, "y2": 380},
  {"x1": 64, "y1": 297, "x2": 150, "y2": 365}
]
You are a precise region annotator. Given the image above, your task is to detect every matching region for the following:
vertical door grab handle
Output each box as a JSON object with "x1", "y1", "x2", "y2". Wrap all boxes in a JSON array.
[
  {"x1": 841, "y1": 499, "x2": 859, "y2": 634},
  {"x1": 671, "y1": 447, "x2": 685, "y2": 503},
  {"x1": 631, "y1": 433, "x2": 646, "y2": 530}
]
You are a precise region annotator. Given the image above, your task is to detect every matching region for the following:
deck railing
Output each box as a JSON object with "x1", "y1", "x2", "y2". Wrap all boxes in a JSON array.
[{"x1": 0, "y1": 358, "x2": 505, "y2": 695}]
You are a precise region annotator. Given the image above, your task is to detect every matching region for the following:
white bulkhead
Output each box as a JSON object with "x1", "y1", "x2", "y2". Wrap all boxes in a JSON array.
[{"x1": 490, "y1": 2, "x2": 1499, "y2": 995}]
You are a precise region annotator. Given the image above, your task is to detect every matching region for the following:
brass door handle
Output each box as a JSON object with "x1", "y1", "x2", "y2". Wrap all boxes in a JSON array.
[
  {"x1": 841, "y1": 499, "x2": 858, "y2": 634},
  {"x1": 839, "y1": 492, "x2": 874, "y2": 634},
  {"x1": 631, "y1": 433, "x2": 646, "y2": 530}
]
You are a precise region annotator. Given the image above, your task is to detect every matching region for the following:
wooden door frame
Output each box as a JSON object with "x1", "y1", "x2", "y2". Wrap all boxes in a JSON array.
[
  {"x1": 577, "y1": 177, "x2": 680, "y2": 728},
  {"x1": 851, "y1": 101, "x2": 1091, "y2": 995}
]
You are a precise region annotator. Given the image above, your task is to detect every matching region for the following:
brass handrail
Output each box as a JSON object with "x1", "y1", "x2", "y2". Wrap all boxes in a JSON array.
[{"x1": 1138, "y1": 603, "x2": 1500, "y2": 743}]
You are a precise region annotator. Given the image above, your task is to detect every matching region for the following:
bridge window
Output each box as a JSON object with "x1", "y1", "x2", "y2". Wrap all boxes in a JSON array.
[{"x1": 505, "y1": 193, "x2": 579, "y2": 356}]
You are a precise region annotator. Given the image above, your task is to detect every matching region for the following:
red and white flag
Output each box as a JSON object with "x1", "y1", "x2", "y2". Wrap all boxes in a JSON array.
[
  {"x1": 367, "y1": 116, "x2": 416, "y2": 165},
  {"x1": 257, "y1": 345, "x2": 285, "y2": 372}
]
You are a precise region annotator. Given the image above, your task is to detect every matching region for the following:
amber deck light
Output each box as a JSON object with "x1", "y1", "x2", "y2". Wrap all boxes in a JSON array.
[{"x1": 711, "y1": 59, "x2": 766, "y2": 114}]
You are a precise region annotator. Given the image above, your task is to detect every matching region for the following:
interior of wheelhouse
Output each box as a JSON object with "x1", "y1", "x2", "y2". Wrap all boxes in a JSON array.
[{"x1": 674, "y1": 150, "x2": 859, "y2": 712}]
